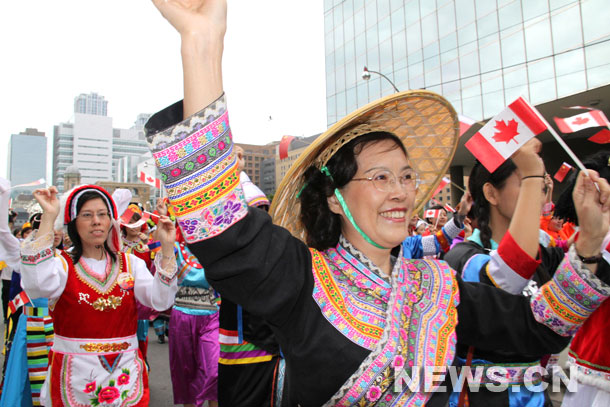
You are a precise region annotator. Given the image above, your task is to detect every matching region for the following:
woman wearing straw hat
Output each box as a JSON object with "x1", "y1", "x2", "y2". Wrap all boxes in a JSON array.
[
  {"x1": 19, "y1": 185, "x2": 179, "y2": 406},
  {"x1": 148, "y1": 1, "x2": 610, "y2": 406}
]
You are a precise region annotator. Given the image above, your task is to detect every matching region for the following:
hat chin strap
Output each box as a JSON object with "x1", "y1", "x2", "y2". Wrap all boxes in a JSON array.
[{"x1": 333, "y1": 188, "x2": 389, "y2": 250}]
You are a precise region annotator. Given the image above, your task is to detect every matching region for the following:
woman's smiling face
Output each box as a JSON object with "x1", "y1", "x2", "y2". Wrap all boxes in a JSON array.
[{"x1": 331, "y1": 138, "x2": 416, "y2": 250}]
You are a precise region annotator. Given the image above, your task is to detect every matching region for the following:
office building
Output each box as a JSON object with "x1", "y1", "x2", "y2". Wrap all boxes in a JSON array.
[
  {"x1": 7, "y1": 128, "x2": 47, "y2": 187},
  {"x1": 53, "y1": 93, "x2": 152, "y2": 191},
  {"x1": 74, "y1": 92, "x2": 108, "y2": 116},
  {"x1": 323, "y1": 0, "x2": 610, "y2": 203},
  {"x1": 235, "y1": 143, "x2": 277, "y2": 187}
]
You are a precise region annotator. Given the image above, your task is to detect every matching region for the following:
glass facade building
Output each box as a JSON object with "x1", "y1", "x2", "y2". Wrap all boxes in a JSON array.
[{"x1": 323, "y1": 0, "x2": 610, "y2": 126}]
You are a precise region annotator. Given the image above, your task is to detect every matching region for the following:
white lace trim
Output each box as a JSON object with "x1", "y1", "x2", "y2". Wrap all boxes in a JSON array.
[
  {"x1": 20, "y1": 230, "x2": 54, "y2": 255},
  {"x1": 339, "y1": 235, "x2": 394, "y2": 281}
]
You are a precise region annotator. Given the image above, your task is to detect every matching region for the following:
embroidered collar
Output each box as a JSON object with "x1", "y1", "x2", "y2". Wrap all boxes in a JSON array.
[
  {"x1": 75, "y1": 253, "x2": 119, "y2": 295},
  {"x1": 338, "y1": 235, "x2": 399, "y2": 282}
]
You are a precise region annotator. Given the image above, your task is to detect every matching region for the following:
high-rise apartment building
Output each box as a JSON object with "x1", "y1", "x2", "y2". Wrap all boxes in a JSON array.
[
  {"x1": 53, "y1": 93, "x2": 152, "y2": 191},
  {"x1": 74, "y1": 92, "x2": 108, "y2": 116},
  {"x1": 7, "y1": 128, "x2": 47, "y2": 186}
]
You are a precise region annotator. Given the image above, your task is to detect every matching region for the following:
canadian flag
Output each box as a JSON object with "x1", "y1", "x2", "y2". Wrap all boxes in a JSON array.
[
  {"x1": 588, "y1": 129, "x2": 610, "y2": 144},
  {"x1": 431, "y1": 198, "x2": 456, "y2": 213},
  {"x1": 433, "y1": 177, "x2": 451, "y2": 197},
  {"x1": 553, "y1": 162, "x2": 573, "y2": 182},
  {"x1": 139, "y1": 171, "x2": 162, "y2": 189},
  {"x1": 465, "y1": 97, "x2": 547, "y2": 172},
  {"x1": 459, "y1": 115, "x2": 476, "y2": 137},
  {"x1": 8, "y1": 291, "x2": 30, "y2": 314},
  {"x1": 554, "y1": 110, "x2": 610, "y2": 133},
  {"x1": 424, "y1": 209, "x2": 441, "y2": 219}
]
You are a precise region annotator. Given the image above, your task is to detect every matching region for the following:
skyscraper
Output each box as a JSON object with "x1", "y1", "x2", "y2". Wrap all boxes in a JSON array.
[
  {"x1": 7, "y1": 128, "x2": 47, "y2": 186},
  {"x1": 53, "y1": 93, "x2": 151, "y2": 191},
  {"x1": 74, "y1": 92, "x2": 108, "y2": 116}
]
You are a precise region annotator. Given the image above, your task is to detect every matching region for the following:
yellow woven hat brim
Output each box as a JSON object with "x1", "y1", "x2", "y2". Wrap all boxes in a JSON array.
[{"x1": 270, "y1": 90, "x2": 459, "y2": 242}]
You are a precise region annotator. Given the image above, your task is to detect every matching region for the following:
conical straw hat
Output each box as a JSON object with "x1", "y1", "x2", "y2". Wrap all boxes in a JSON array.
[{"x1": 270, "y1": 90, "x2": 459, "y2": 242}]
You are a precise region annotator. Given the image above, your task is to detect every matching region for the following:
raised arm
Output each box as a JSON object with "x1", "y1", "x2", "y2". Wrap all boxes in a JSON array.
[
  {"x1": 0, "y1": 178, "x2": 20, "y2": 271},
  {"x1": 152, "y1": 0, "x2": 226, "y2": 118},
  {"x1": 20, "y1": 186, "x2": 67, "y2": 299}
]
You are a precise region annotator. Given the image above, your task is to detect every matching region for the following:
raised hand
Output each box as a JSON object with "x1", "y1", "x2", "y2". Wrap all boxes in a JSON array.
[
  {"x1": 156, "y1": 215, "x2": 177, "y2": 250},
  {"x1": 456, "y1": 191, "x2": 473, "y2": 217},
  {"x1": 152, "y1": 0, "x2": 227, "y2": 118},
  {"x1": 152, "y1": 0, "x2": 227, "y2": 39},
  {"x1": 573, "y1": 170, "x2": 610, "y2": 259},
  {"x1": 511, "y1": 138, "x2": 544, "y2": 178},
  {"x1": 156, "y1": 197, "x2": 168, "y2": 217},
  {"x1": 33, "y1": 187, "x2": 60, "y2": 219}
]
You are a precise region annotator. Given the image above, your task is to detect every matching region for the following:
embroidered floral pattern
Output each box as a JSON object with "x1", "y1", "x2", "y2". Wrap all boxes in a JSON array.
[
  {"x1": 530, "y1": 246, "x2": 610, "y2": 336},
  {"x1": 321, "y1": 249, "x2": 459, "y2": 407},
  {"x1": 21, "y1": 247, "x2": 54, "y2": 265},
  {"x1": 177, "y1": 189, "x2": 248, "y2": 243},
  {"x1": 86, "y1": 368, "x2": 132, "y2": 406},
  {"x1": 84, "y1": 381, "x2": 96, "y2": 393}
]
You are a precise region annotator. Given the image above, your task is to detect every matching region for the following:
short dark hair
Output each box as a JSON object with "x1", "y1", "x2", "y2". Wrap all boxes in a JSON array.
[{"x1": 299, "y1": 131, "x2": 406, "y2": 250}]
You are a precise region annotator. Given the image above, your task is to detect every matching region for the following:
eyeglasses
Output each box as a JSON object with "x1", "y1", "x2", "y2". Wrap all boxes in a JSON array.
[
  {"x1": 351, "y1": 169, "x2": 420, "y2": 192},
  {"x1": 78, "y1": 211, "x2": 111, "y2": 222}
]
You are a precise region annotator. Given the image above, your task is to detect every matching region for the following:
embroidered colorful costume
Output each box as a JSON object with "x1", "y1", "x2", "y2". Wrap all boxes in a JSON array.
[
  {"x1": 561, "y1": 232, "x2": 610, "y2": 407},
  {"x1": 19, "y1": 231, "x2": 178, "y2": 407},
  {"x1": 121, "y1": 236, "x2": 154, "y2": 362},
  {"x1": 169, "y1": 241, "x2": 219, "y2": 406},
  {"x1": 445, "y1": 228, "x2": 574, "y2": 407},
  {"x1": 0, "y1": 178, "x2": 54, "y2": 407},
  {"x1": 144, "y1": 96, "x2": 610, "y2": 406}
]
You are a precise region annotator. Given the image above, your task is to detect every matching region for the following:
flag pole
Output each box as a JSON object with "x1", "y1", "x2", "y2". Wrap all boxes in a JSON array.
[
  {"x1": 529, "y1": 104, "x2": 588, "y2": 172},
  {"x1": 450, "y1": 181, "x2": 466, "y2": 193},
  {"x1": 529, "y1": 102, "x2": 599, "y2": 191}
]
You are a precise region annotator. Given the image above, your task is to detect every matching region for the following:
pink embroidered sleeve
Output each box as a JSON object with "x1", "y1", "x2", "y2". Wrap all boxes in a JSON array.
[
  {"x1": 530, "y1": 245, "x2": 610, "y2": 336},
  {"x1": 146, "y1": 94, "x2": 248, "y2": 244}
]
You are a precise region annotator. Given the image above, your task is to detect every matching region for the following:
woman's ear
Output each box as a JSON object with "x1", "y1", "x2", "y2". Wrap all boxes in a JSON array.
[
  {"x1": 482, "y1": 182, "x2": 499, "y2": 206},
  {"x1": 327, "y1": 193, "x2": 343, "y2": 215}
]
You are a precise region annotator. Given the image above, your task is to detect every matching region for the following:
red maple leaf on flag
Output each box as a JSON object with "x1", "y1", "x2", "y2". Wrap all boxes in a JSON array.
[
  {"x1": 572, "y1": 117, "x2": 589, "y2": 125},
  {"x1": 492, "y1": 119, "x2": 520, "y2": 144}
]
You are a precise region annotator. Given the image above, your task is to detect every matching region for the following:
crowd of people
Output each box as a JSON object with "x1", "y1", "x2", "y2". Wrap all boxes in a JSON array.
[{"x1": 1, "y1": 1, "x2": 610, "y2": 406}]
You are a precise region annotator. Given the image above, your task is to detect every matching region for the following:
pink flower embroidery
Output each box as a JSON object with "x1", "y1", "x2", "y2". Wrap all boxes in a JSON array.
[
  {"x1": 366, "y1": 385, "x2": 382, "y2": 401},
  {"x1": 84, "y1": 381, "x2": 96, "y2": 393},
  {"x1": 393, "y1": 355, "x2": 405, "y2": 369},
  {"x1": 98, "y1": 386, "x2": 120, "y2": 404},
  {"x1": 117, "y1": 373, "x2": 130, "y2": 385},
  {"x1": 171, "y1": 168, "x2": 182, "y2": 177},
  {"x1": 385, "y1": 393, "x2": 393, "y2": 401},
  {"x1": 197, "y1": 154, "x2": 207, "y2": 164},
  {"x1": 218, "y1": 141, "x2": 226, "y2": 150}
]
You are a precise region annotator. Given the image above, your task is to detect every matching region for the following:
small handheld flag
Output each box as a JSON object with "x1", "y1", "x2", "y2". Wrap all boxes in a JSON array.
[
  {"x1": 465, "y1": 97, "x2": 547, "y2": 172},
  {"x1": 553, "y1": 162, "x2": 574, "y2": 182}
]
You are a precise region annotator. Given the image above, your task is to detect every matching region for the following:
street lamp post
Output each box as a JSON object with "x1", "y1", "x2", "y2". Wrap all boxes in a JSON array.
[{"x1": 362, "y1": 66, "x2": 400, "y2": 93}]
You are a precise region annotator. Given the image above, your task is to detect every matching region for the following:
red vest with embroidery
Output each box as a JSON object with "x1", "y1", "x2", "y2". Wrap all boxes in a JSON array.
[{"x1": 52, "y1": 251, "x2": 137, "y2": 339}]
